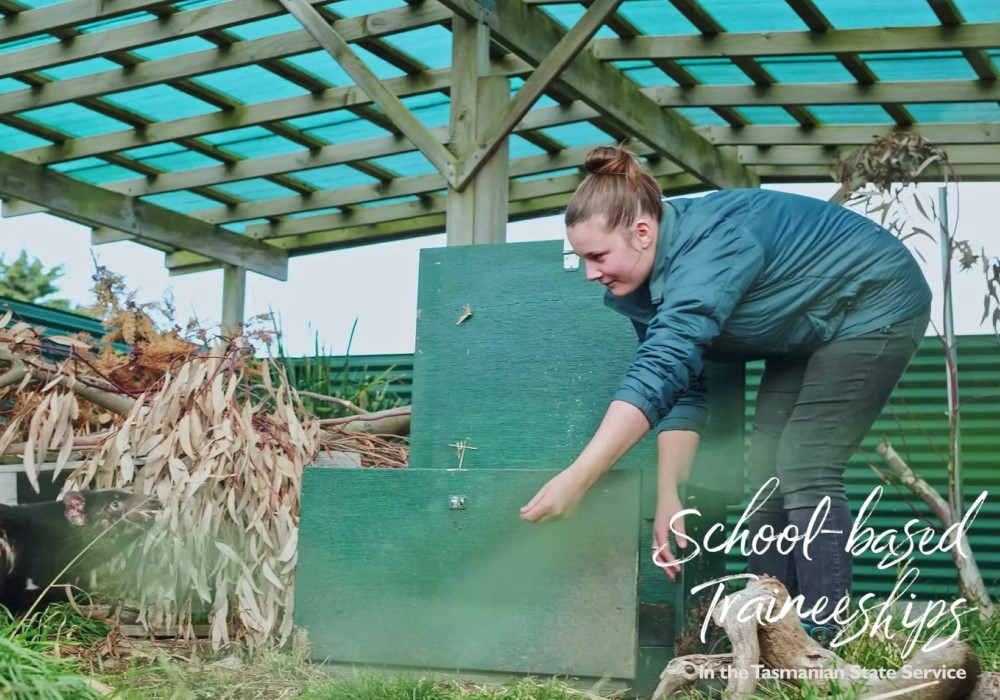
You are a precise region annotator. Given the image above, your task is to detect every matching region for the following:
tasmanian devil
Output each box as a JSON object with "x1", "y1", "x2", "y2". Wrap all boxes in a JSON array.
[{"x1": 0, "y1": 489, "x2": 159, "y2": 614}]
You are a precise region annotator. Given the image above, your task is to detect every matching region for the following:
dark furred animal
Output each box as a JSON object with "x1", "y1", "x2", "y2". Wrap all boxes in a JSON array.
[{"x1": 0, "y1": 489, "x2": 158, "y2": 614}]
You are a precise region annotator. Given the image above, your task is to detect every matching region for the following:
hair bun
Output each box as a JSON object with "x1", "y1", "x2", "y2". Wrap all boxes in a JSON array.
[{"x1": 584, "y1": 146, "x2": 639, "y2": 176}]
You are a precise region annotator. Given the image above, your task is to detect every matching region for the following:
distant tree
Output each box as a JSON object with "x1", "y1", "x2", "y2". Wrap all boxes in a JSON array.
[{"x1": 0, "y1": 250, "x2": 91, "y2": 316}]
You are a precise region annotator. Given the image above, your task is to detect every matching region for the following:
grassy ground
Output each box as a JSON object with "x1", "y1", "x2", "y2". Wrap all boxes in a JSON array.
[{"x1": 3, "y1": 604, "x2": 999, "y2": 700}]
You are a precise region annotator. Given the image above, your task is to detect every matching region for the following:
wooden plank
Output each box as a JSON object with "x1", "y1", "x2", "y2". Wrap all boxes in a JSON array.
[
  {"x1": 295, "y1": 467, "x2": 641, "y2": 678},
  {"x1": 467, "y1": 75, "x2": 510, "y2": 244},
  {"x1": 0, "y1": 0, "x2": 177, "y2": 44},
  {"x1": 0, "y1": 3, "x2": 456, "y2": 118},
  {"x1": 0, "y1": 0, "x2": 332, "y2": 79},
  {"x1": 239, "y1": 144, "x2": 644, "y2": 238},
  {"x1": 737, "y1": 143, "x2": 1000, "y2": 166},
  {"x1": 407, "y1": 241, "x2": 742, "y2": 664},
  {"x1": 409, "y1": 241, "x2": 743, "y2": 494},
  {"x1": 277, "y1": 0, "x2": 457, "y2": 184},
  {"x1": 446, "y1": 15, "x2": 488, "y2": 245},
  {"x1": 38, "y1": 101, "x2": 589, "y2": 200},
  {"x1": 164, "y1": 168, "x2": 700, "y2": 269},
  {"x1": 646, "y1": 79, "x2": 1000, "y2": 107},
  {"x1": 698, "y1": 122, "x2": 1000, "y2": 146},
  {"x1": 438, "y1": 0, "x2": 757, "y2": 189},
  {"x1": 591, "y1": 22, "x2": 1000, "y2": 61},
  {"x1": 755, "y1": 163, "x2": 1000, "y2": 181},
  {"x1": 0, "y1": 152, "x2": 288, "y2": 280},
  {"x1": 10, "y1": 57, "x2": 528, "y2": 167},
  {"x1": 453, "y1": 0, "x2": 624, "y2": 190},
  {"x1": 221, "y1": 265, "x2": 246, "y2": 335}
]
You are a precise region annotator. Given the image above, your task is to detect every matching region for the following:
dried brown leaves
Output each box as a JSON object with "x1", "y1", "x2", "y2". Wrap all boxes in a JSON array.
[
  {"x1": 835, "y1": 132, "x2": 954, "y2": 193},
  {"x1": 67, "y1": 346, "x2": 319, "y2": 651}
]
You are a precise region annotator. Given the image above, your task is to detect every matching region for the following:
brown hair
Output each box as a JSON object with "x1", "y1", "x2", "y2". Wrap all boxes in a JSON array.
[{"x1": 564, "y1": 146, "x2": 662, "y2": 230}]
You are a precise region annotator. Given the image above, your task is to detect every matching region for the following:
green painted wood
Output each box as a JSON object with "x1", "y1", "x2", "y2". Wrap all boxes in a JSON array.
[
  {"x1": 410, "y1": 241, "x2": 744, "y2": 491},
  {"x1": 296, "y1": 467, "x2": 642, "y2": 678},
  {"x1": 409, "y1": 241, "x2": 745, "y2": 654}
]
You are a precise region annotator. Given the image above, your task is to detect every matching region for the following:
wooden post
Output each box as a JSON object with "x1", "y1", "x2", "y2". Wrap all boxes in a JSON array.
[
  {"x1": 446, "y1": 17, "x2": 509, "y2": 246},
  {"x1": 222, "y1": 264, "x2": 247, "y2": 337}
]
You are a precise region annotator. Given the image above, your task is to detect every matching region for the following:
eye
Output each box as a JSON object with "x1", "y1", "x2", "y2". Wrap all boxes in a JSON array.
[{"x1": 109, "y1": 500, "x2": 121, "y2": 511}]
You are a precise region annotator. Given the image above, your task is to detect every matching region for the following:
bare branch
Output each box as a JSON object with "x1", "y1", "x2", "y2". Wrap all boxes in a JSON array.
[
  {"x1": 317, "y1": 406, "x2": 411, "y2": 435},
  {"x1": 0, "y1": 347, "x2": 135, "y2": 415},
  {"x1": 297, "y1": 390, "x2": 368, "y2": 415}
]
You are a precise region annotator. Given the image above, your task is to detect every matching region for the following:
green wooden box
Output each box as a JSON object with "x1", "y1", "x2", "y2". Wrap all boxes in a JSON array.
[{"x1": 296, "y1": 241, "x2": 745, "y2": 690}]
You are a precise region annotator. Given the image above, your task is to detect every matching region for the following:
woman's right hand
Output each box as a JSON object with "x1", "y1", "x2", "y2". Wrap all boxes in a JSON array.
[{"x1": 652, "y1": 482, "x2": 687, "y2": 581}]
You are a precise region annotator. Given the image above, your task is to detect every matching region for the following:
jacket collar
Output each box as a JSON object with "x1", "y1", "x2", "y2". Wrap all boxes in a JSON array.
[{"x1": 648, "y1": 200, "x2": 676, "y2": 304}]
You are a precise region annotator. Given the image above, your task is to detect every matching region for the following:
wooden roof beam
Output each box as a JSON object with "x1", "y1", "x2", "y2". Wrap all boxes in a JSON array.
[
  {"x1": 163, "y1": 163, "x2": 699, "y2": 271},
  {"x1": 784, "y1": 0, "x2": 914, "y2": 125},
  {"x1": 590, "y1": 22, "x2": 1000, "y2": 61},
  {"x1": 452, "y1": 0, "x2": 624, "y2": 190},
  {"x1": 926, "y1": 0, "x2": 999, "y2": 81},
  {"x1": 698, "y1": 122, "x2": 1000, "y2": 145},
  {"x1": 437, "y1": 0, "x2": 757, "y2": 189},
  {"x1": 0, "y1": 3, "x2": 453, "y2": 116},
  {"x1": 0, "y1": 152, "x2": 288, "y2": 279},
  {"x1": 0, "y1": 0, "x2": 178, "y2": 44},
  {"x1": 276, "y1": 0, "x2": 456, "y2": 186},
  {"x1": 646, "y1": 79, "x2": 1000, "y2": 107}
]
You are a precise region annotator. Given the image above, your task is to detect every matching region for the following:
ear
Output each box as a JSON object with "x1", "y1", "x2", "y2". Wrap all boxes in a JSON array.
[
  {"x1": 64, "y1": 491, "x2": 87, "y2": 527},
  {"x1": 633, "y1": 218, "x2": 655, "y2": 250}
]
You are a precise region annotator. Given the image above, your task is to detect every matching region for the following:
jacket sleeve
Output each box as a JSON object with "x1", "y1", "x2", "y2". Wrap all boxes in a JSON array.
[
  {"x1": 614, "y1": 219, "x2": 765, "y2": 427},
  {"x1": 631, "y1": 321, "x2": 710, "y2": 434}
]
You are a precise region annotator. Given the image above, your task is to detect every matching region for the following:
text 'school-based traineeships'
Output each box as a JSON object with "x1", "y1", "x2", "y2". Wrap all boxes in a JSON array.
[{"x1": 652, "y1": 476, "x2": 987, "y2": 658}]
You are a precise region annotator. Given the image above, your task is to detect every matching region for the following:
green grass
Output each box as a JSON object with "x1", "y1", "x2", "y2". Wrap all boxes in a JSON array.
[
  {"x1": 0, "y1": 604, "x2": 111, "y2": 700},
  {"x1": 111, "y1": 652, "x2": 610, "y2": 700},
  {"x1": 5, "y1": 601, "x2": 1000, "y2": 700}
]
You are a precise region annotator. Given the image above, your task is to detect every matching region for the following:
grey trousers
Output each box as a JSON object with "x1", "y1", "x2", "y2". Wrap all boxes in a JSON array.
[{"x1": 746, "y1": 308, "x2": 931, "y2": 625}]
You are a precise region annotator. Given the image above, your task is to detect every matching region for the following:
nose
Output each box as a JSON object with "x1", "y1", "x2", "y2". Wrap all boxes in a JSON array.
[{"x1": 584, "y1": 261, "x2": 602, "y2": 282}]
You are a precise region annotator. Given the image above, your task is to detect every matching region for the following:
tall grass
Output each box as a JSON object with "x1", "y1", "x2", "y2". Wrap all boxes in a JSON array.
[
  {"x1": 272, "y1": 318, "x2": 405, "y2": 419},
  {"x1": 0, "y1": 605, "x2": 109, "y2": 700}
]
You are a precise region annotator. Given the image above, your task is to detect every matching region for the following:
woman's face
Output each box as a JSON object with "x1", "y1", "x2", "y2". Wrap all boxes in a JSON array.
[{"x1": 567, "y1": 214, "x2": 657, "y2": 297}]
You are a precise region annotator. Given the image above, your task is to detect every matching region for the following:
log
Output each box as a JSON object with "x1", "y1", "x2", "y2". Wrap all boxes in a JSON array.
[{"x1": 655, "y1": 576, "x2": 982, "y2": 700}]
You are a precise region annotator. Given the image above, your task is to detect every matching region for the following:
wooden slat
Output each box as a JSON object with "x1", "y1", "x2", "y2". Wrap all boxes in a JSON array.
[
  {"x1": 439, "y1": 0, "x2": 757, "y2": 189},
  {"x1": 590, "y1": 23, "x2": 1000, "y2": 60},
  {"x1": 645, "y1": 79, "x2": 1000, "y2": 107},
  {"x1": 11, "y1": 58, "x2": 528, "y2": 166},
  {"x1": 0, "y1": 152, "x2": 288, "y2": 279},
  {"x1": 453, "y1": 0, "x2": 624, "y2": 189},
  {"x1": 276, "y1": 0, "x2": 457, "y2": 184},
  {"x1": 0, "y1": 0, "x2": 178, "y2": 44},
  {"x1": 698, "y1": 122, "x2": 1000, "y2": 145},
  {"x1": 0, "y1": 3, "x2": 454, "y2": 117}
]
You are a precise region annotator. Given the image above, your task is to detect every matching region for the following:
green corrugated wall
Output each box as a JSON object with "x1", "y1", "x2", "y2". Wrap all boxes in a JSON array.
[
  {"x1": 314, "y1": 334, "x2": 998, "y2": 601},
  {"x1": 739, "y1": 335, "x2": 1000, "y2": 600}
]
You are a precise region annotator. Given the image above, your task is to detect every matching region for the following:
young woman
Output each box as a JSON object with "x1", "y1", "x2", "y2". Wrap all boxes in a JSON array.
[{"x1": 519, "y1": 146, "x2": 932, "y2": 643}]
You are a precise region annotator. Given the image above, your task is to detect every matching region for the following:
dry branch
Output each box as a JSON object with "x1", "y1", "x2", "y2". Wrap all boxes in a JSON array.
[
  {"x1": 66, "y1": 348, "x2": 320, "y2": 651},
  {"x1": 876, "y1": 438, "x2": 995, "y2": 617},
  {"x1": 656, "y1": 576, "x2": 985, "y2": 700},
  {"x1": 0, "y1": 346, "x2": 135, "y2": 415},
  {"x1": 297, "y1": 390, "x2": 368, "y2": 415},
  {"x1": 318, "y1": 406, "x2": 411, "y2": 435}
]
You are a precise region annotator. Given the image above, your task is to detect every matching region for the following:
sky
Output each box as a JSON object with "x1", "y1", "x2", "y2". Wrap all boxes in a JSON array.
[{"x1": 0, "y1": 181, "x2": 996, "y2": 357}]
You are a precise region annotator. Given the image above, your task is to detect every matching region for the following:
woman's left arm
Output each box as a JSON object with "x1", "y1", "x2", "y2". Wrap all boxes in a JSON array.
[{"x1": 519, "y1": 399, "x2": 648, "y2": 523}]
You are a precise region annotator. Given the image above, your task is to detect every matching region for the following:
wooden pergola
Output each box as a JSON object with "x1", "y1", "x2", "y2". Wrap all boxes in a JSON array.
[{"x1": 0, "y1": 0, "x2": 997, "y2": 326}]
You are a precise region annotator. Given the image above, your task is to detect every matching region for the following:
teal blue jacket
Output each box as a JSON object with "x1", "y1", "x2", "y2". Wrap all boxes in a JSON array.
[{"x1": 604, "y1": 189, "x2": 933, "y2": 433}]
